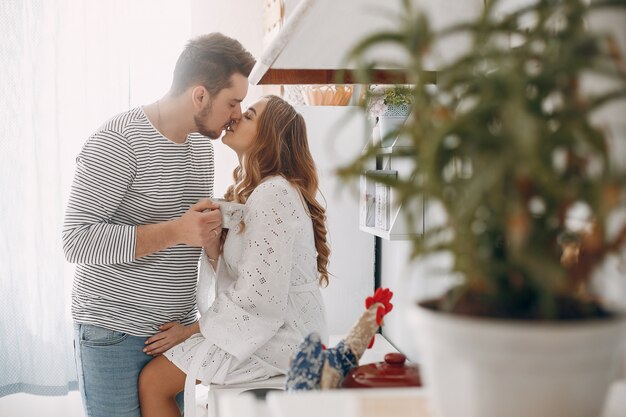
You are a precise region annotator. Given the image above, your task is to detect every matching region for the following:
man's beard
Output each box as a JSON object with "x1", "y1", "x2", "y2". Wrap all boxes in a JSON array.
[{"x1": 194, "y1": 101, "x2": 222, "y2": 139}]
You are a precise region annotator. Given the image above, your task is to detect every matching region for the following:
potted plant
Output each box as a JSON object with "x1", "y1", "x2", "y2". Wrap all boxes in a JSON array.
[
  {"x1": 339, "y1": 0, "x2": 626, "y2": 416},
  {"x1": 366, "y1": 84, "x2": 414, "y2": 147}
]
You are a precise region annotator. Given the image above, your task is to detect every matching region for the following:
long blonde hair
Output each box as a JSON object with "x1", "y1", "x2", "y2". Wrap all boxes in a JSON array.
[{"x1": 223, "y1": 95, "x2": 330, "y2": 286}]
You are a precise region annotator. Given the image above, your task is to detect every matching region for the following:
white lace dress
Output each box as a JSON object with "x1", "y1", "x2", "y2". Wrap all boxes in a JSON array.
[{"x1": 164, "y1": 176, "x2": 328, "y2": 412}]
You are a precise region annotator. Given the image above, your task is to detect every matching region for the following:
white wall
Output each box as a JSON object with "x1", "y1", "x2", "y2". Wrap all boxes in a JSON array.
[
  {"x1": 297, "y1": 106, "x2": 376, "y2": 335},
  {"x1": 190, "y1": 0, "x2": 265, "y2": 198},
  {"x1": 379, "y1": 239, "x2": 459, "y2": 362}
]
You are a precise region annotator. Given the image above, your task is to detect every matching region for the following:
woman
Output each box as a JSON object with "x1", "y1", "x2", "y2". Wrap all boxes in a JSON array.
[{"x1": 138, "y1": 95, "x2": 330, "y2": 417}]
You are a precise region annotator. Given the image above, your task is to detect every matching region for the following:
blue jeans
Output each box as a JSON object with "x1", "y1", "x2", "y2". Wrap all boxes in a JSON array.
[{"x1": 73, "y1": 323, "x2": 184, "y2": 417}]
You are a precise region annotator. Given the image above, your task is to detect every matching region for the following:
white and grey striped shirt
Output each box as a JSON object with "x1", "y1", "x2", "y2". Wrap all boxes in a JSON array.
[{"x1": 63, "y1": 107, "x2": 214, "y2": 336}]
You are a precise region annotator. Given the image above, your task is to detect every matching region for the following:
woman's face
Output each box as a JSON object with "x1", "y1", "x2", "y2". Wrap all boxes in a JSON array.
[{"x1": 222, "y1": 97, "x2": 269, "y2": 157}]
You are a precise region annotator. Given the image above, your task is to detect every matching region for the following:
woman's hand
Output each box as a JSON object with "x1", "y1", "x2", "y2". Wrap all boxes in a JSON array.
[
  {"x1": 202, "y1": 210, "x2": 223, "y2": 264},
  {"x1": 143, "y1": 322, "x2": 199, "y2": 356}
]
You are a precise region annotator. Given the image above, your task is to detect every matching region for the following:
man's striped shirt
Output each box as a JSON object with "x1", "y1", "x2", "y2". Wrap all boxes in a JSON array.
[{"x1": 63, "y1": 106, "x2": 214, "y2": 336}]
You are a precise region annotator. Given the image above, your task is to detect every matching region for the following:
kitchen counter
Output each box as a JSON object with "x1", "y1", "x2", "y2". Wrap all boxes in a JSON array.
[
  {"x1": 217, "y1": 380, "x2": 626, "y2": 417},
  {"x1": 210, "y1": 332, "x2": 626, "y2": 417}
]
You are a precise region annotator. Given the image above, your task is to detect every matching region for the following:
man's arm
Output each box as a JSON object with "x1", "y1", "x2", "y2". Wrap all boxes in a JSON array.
[
  {"x1": 135, "y1": 200, "x2": 221, "y2": 259},
  {"x1": 62, "y1": 131, "x2": 138, "y2": 265},
  {"x1": 62, "y1": 130, "x2": 221, "y2": 264}
]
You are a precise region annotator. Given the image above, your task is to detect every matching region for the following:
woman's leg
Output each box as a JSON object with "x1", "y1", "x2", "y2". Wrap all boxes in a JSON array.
[{"x1": 139, "y1": 355, "x2": 186, "y2": 417}]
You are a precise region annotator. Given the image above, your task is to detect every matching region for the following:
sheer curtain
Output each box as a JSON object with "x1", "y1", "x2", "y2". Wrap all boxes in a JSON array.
[{"x1": 0, "y1": 0, "x2": 191, "y2": 397}]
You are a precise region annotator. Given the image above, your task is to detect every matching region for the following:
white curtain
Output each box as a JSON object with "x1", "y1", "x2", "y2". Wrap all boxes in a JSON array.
[{"x1": 0, "y1": 0, "x2": 191, "y2": 397}]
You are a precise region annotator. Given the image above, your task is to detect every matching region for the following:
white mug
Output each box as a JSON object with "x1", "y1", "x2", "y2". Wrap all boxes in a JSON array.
[{"x1": 212, "y1": 198, "x2": 246, "y2": 229}]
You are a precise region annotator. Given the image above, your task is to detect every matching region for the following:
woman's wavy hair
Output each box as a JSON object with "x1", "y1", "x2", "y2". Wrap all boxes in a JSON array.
[{"x1": 223, "y1": 95, "x2": 330, "y2": 286}]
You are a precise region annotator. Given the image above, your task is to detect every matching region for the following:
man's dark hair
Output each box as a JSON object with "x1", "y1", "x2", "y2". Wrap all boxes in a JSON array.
[{"x1": 170, "y1": 33, "x2": 256, "y2": 97}]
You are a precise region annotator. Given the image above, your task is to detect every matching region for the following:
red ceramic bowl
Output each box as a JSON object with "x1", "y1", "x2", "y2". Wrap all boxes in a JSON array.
[{"x1": 342, "y1": 353, "x2": 422, "y2": 389}]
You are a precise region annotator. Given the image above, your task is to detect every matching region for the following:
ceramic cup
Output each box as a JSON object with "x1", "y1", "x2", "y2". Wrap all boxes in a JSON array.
[{"x1": 213, "y1": 198, "x2": 246, "y2": 229}]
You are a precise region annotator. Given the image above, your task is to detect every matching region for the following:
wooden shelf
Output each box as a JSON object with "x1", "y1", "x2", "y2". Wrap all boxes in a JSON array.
[{"x1": 257, "y1": 68, "x2": 436, "y2": 85}]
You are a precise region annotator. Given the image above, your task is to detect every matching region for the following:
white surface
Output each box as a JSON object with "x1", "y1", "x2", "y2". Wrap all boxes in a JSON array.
[
  {"x1": 297, "y1": 106, "x2": 376, "y2": 335},
  {"x1": 407, "y1": 304, "x2": 626, "y2": 417},
  {"x1": 219, "y1": 382, "x2": 626, "y2": 417},
  {"x1": 413, "y1": 0, "x2": 484, "y2": 68},
  {"x1": 251, "y1": 0, "x2": 413, "y2": 77},
  {"x1": 603, "y1": 380, "x2": 626, "y2": 417},
  {"x1": 3, "y1": 377, "x2": 624, "y2": 417},
  {"x1": 380, "y1": 249, "x2": 460, "y2": 363},
  {"x1": 0, "y1": 392, "x2": 85, "y2": 417},
  {"x1": 249, "y1": 0, "x2": 317, "y2": 84},
  {"x1": 249, "y1": 0, "x2": 486, "y2": 83},
  {"x1": 266, "y1": 388, "x2": 429, "y2": 417},
  {"x1": 584, "y1": 7, "x2": 626, "y2": 172}
]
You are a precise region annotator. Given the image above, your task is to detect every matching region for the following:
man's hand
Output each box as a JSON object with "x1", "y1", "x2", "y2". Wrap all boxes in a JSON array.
[
  {"x1": 135, "y1": 199, "x2": 223, "y2": 259},
  {"x1": 143, "y1": 322, "x2": 200, "y2": 356},
  {"x1": 174, "y1": 199, "x2": 222, "y2": 247}
]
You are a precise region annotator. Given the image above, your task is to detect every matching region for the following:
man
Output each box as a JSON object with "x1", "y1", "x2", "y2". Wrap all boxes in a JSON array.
[{"x1": 62, "y1": 33, "x2": 255, "y2": 417}]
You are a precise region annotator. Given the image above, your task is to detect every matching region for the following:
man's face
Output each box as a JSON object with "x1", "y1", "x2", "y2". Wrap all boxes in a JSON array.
[
  {"x1": 194, "y1": 73, "x2": 248, "y2": 139},
  {"x1": 222, "y1": 97, "x2": 269, "y2": 157}
]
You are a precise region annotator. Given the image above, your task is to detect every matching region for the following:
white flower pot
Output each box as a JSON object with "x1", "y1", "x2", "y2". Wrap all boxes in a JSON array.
[
  {"x1": 378, "y1": 104, "x2": 410, "y2": 147},
  {"x1": 407, "y1": 302, "x2": 626, "y2": 417}
]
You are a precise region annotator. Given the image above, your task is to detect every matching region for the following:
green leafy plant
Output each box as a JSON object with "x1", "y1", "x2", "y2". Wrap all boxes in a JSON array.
[
  {"x1": 365, "y1": 85, "x2": 414, "y2": 118},
  {"x1": 339, "y1": 0, "x2": 626, "y2": 319},
  {"x1": 383, "y1": 85, "x2": 414, "y2": 106}
]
